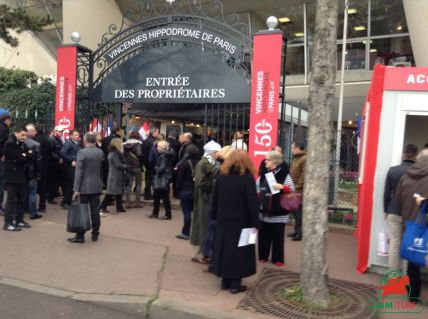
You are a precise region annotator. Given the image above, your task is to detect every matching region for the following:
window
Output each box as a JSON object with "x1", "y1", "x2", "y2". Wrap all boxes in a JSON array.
[
  {"x1": 338, "y1": 0, "x2": 369, "y2": 39},
  {"x1": 369, "y1": 36, "x2": 413, "y2": 69},
  {"x1": 286, "y1": 46, "x2": 304, "y2": 75},
  {"x1": 337, "y1": 42, "x2": 367, "y2": 70},
  {"x1": 371, "y1": 0, "x2": 408, "y2": 36}
]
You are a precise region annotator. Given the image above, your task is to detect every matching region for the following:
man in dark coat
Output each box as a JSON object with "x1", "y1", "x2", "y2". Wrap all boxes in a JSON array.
[
  {"x1": 167, "y1": 130, "x2": 179, "y2": 198},
  {"x1": 69, "y1": 132, "x2": 104, "y2": 243},
  {"x1": 60, "y1": 130, "x2": 81, "y2": 208},
  {"x1": 24, "y1": 124, "x2": 43, "y2": 220},
  {"x1": 383, "y1": 144, "x2": 417, "y2": 270},
  {"x1": 142, "y1": 126, "x2": 159, "y2": 200},
  {"x1": 34, "y1": 124, "x2": 52, "y2": 212},
  {"x1": 396, "y1": 149, "x2": 428, "y2": 303},
  {"x1": 48, "y1": 126, "x2": 64, "y2": 204},
  {"x1": 3, "y1": 127, "x2": 31, "y2": 231},
  {"x1": 177, "y1": 132, "x2": 193, "y2": 166},
  {"x1": 0, "y1": 111, "x2": 11, "y2": 213}
]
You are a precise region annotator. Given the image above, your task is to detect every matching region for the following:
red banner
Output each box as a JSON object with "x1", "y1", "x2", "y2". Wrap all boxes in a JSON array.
[
  {"x1": 248, "y1": 32, "x2": 283, "y2": 170},
  {"x1": 55, "y1": 46, "x2": 77, "y2": 139}
]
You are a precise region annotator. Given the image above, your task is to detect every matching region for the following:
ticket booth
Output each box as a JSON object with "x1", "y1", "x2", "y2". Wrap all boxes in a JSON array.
[{"x1": 357, "y1": 65, "x2": 428, "y2": 274}]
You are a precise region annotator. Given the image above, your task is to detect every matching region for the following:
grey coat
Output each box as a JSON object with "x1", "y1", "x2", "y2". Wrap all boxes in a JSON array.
[
  {"x1": 106, "y1": 150, "x2": 128, "y2": 195},
  {"x1": 73, "y1": 145, "x2": 104, "y2": 194}
]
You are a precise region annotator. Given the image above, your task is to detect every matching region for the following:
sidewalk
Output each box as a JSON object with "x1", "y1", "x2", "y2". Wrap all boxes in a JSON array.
[{"x1": 0, "y1": 202, "x2": 426, "y2": 319}]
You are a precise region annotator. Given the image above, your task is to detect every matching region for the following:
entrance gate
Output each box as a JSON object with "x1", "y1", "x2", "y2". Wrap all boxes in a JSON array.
[{"x1": 73, "y1": 0, "x2": 261, "y2": 143}]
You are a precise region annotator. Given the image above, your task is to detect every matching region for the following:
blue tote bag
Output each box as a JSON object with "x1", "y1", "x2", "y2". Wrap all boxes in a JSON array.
[{"x1": 400, "y1": 203, "x2": 428, "y2": 267}]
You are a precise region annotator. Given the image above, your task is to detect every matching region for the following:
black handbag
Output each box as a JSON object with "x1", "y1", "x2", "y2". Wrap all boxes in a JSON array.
[
  {"x1": 66, "y1": 198, "x2": 91, "y2": 233},
  {"x1": 153, "y1": 173, "x2": 169, "y2": 191}
]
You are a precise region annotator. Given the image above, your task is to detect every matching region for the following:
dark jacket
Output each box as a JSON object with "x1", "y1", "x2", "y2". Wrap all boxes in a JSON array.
[
  {"x1": 60, "y1": 139, "x2": 81, "y2": 163},
  {"x1": 167, "y1": 137, "x2": 179, "y2": 162},
  {"x1": 34, "y1": 132, "x2": 53, "y2": 176},
  {"x1": 177, "y1": 142, "x2": 192, "y2": 166},
  {"x1": 211, "y1": 172, "x2": 259, "y2": 279},
  {"x1": 142, "y1": 135, "x2": 155, "y2": 167},
  {"x1": 148, "y1": 144, "x2": 159, "y2": 167},
  {"x1": 396, "y1": 159, "x2": 428, "y2": 224},
  {"x1": 106, "y1": 150, "x2": 128, "y2": 195},
  {"x1": 50, "y1": 135, "x2": 63, "y2": 165},
  {"x1": 0, "y1": 122, "x2": 10, "y2": 157},
  {"x1": 24, "y1": 138, "x2": 43, "y2": 180},
  {"x1": 176, "y1": 158, "x2": 198, "y2": 194},
  {"x1": 73, "y1": 145, "x2": 104, "y2": 194},
  {"x1": 3, "y1": 135, "x2": 29, "y2": 184},
  {"x1": 124, "y1": 138, "x2": 143, "y2": 169},
  {"x1": 257, "y1": 162, "x2": 290, "y2": 216},
  {"x1": 384, "y1": 160, "x2": 415, "y2": 215},
  {"x1": 153, "y1": 149, "x2": 175, "y2": 185}
]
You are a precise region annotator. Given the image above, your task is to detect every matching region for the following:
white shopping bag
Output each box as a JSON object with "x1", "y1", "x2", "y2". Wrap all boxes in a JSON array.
[{"x1": 377, "y1": 221, "x2": 390, "y2": 257}]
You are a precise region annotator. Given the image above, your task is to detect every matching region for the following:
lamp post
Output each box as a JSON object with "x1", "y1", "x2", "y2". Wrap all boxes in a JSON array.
[{"x1": 334, "y1": 0, "x2": 349, "y2": 206}]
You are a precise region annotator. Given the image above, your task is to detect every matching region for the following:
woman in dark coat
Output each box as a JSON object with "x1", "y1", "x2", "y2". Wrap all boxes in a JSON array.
[
  {"x1": 100, "y1": 138, "x2": 128, "y2": 213},
  {"x1": 211, "y1": 150, "x2": 259, "y2": 294},
  {"x1": 148, "y1": 140, "x2": 175, "y2": 219}
]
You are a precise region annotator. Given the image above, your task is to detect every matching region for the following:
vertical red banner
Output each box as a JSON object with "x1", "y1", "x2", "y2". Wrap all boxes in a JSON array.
[
  {"x1": 55, "y1": 46, "x2": 77, "y2": 139},
  {"x1": 249, "y1": 32, "x2": 283, "y2": 170}
]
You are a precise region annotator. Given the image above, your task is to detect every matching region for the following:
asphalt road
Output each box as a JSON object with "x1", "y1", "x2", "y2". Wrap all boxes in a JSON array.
[{"x1": 0, "y1": 283, "x2": 148, "y2": 319}]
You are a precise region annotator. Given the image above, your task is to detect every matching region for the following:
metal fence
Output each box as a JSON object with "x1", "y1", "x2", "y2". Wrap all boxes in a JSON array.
[
  {"x1": 328, "y1": 129, "x2": 359, "y2": 227},
  {"x1": 11, "y1": 114, "x2": 55, "y2": 132},
  {"x1": 281, "y1": 125, "x2": 359, "y2": 227}
]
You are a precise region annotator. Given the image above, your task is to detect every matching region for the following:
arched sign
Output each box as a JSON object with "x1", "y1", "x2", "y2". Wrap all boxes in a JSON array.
[{"x1": 91, "y1": 11, "x2": 252, "y2": 104}]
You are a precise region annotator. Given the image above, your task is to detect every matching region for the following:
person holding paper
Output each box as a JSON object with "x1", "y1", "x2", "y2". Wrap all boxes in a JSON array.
[
  {"x1": 257, "y1": 150, "x2": 295, "y2": 267},
  {"x1": 211, "y1": 150, "x2": 259, "y2": 294}
]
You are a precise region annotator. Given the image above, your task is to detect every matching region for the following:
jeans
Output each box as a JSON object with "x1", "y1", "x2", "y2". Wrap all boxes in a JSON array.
[
  {"x1": 76, "y1": 194, "x2": 100, "y2": 240},
  {"x1": 291, "y1": 205, "x2": 302, "y2": 236},
  {"x1": 144, "y1": 165, "x2": 154, "y2": 198},
  {"x1": 37, "y1": 176, "x2": 47, "y2": 210},
  {"x1": 62, "y1": 164, "x2": 75, "y2": 206},
  {"x1": 28, "y1": 179, "x2": 38, "y2": 216},
  {"x1": 387, "y1": 214, "x2": 403, "y2": 270},
  {"x1": 0, "y1": 160, "x2": 5, "y2": 208},
  {"x1": 179, "y1": 191, "x2": 193, "y2": 236},
  {"x1": 4, "y1": 183, "x2": 27, "y2": 226},
  {"x1": 125, "y1": 168, "x2": 142, "y2": 203}
]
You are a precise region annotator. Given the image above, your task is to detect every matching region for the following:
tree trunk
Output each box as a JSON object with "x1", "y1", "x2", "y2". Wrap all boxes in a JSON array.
[{"x1": 300, "y1": 0, "x2": 339, "y2": 308}]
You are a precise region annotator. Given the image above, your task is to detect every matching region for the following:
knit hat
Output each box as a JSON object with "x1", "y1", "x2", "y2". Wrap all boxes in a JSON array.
[{"x1": 203, "y1": 140, "x2": 221, "y2": 154}]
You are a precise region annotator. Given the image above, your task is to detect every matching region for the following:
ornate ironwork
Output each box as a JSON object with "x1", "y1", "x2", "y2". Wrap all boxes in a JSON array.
[
  {"x1": 92, "y1": 9, "x2": 253, "y2": 94},
  {"x1": 100, "y1": 0, "x2": 249, "y2": 45}
]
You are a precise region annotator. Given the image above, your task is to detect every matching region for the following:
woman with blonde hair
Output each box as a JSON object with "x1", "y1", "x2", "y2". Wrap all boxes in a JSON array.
[
  {"x1": 257, "y1": 150, "x2": 295, "y2": 267},
  {"x1": 211, "y1": 150, "x2": 259, "y2": 294},
  {"x1": 99, "y1": 138, "x2": 128, "y2": 213}
]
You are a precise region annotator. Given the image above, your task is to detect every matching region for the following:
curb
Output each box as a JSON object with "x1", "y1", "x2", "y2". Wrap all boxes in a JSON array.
[
  {"x1": 150, "y1": 298, "x2": 258, "y2": 319},
  {"x1": 0, "y1": 276, "x2": 259, "y2": 319}
]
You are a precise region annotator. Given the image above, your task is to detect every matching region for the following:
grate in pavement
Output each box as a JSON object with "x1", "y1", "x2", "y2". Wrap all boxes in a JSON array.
[{"x1": 238, "y1": 267, "x2": 378, "y2": 319}]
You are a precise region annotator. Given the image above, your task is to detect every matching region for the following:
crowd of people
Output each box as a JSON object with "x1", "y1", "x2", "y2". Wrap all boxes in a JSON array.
[
  {"x1": 384, "y1": 144, "x2": 428, "y2": 303},
  {"x1": 0, "y1": 109, "x2": 312, "y2": 294}
]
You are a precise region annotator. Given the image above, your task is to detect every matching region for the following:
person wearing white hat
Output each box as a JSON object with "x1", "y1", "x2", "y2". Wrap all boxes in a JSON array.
[{"x1": 190, "y1": 140, "x2": 221, "y2": 264}]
